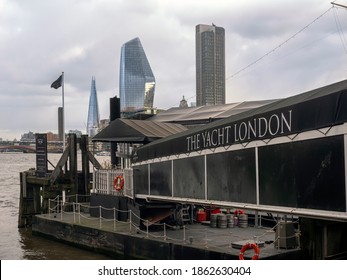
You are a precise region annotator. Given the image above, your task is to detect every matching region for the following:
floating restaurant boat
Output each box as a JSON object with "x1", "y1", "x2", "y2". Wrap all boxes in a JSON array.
[{"x1": 20, "y1": 79, "x2": 347, "y2": 259}]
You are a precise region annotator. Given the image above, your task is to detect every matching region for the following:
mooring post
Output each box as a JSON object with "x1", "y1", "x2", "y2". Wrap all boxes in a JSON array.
[
  {"x1": 18, "y1": 172, "x2": 26, "y2": 228},
  {"x1": 80, "y1": 135, "x2": 90, "y2": 196},
  {"x1": 68, "y1": 134, "x2": 78, "y2": 194}
]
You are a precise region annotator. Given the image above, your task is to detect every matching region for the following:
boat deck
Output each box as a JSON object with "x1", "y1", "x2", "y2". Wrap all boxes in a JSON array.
[{"x1": 33, "y1": 212, "x2": 302, "y2": 259}]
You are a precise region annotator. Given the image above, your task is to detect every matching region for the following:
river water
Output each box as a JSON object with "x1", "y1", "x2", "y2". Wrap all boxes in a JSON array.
[{"x1": 0, "y1": 152, "x2": 112, "y2": 260}]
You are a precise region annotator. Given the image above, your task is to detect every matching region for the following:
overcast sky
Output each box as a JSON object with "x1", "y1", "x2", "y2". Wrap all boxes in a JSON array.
[{"x1": 1, "y1": 0, "x2": 347, "y2": 140}]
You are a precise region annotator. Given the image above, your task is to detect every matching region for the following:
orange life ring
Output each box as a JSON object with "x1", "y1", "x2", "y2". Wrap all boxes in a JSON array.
[
  {"x1": 113, "y1": 175, "x2": 124, "y2": 191},
  {"x1": 239, "y1": 243, "x2": 260, "y2": 260},
  {"x1": 234, "y1": 209, "x2": 245, "y2": 216}
]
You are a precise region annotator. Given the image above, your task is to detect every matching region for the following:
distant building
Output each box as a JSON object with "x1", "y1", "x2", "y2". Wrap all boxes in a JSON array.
[
  {"x1": 179, "y1": 96, "x2": 188, "y2": 108},
  {"x1": 68, "y1": 130, "x2": 82, "y2": 138},
  {"x1": 99, "y1": 119, "x2": 109, "y2": 131},
  {"x1": 46, "y1": 132, "x2": 59, "y2": 141},
  {"x1": 87, "y1": 77, "x2": 100, "y2": 138},
  {"x1": 196, "y1": 24, "x2": 225, "y2": 106},
  {"x1": 20, "y1": 131, "x2": 35, "y2": 141},
  {"x1": 119, "y1": 37, "x2": 156, "y2": 117}
]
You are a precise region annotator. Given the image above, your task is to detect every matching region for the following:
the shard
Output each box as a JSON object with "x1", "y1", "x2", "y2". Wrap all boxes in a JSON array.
[{"x1": 87, "y1": 76, "x2": 100, "y2": 138}]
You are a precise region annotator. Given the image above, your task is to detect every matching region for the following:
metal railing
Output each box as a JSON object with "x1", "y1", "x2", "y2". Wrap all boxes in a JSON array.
[
  {"x1": 47, "y1": 195, "x2": 301, "y2": 258},
  {"x1": 92, "y1": 168, "x2": 133, "y2": 198}
]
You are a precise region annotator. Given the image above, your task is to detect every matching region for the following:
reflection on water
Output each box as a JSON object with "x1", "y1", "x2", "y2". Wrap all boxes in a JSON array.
[{"x1": 0, "y1": 153, "x2": 112, "y2": 260}]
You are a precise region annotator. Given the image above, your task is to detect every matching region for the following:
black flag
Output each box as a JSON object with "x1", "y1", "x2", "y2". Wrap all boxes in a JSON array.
[{"x1": 51, "y1": 74, "x2": 62, "y2": 89}]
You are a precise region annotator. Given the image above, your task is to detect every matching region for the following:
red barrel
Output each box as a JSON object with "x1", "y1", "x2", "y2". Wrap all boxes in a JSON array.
[{"x1": 196, "y1": 211, "x2": 207, "y2": 222}]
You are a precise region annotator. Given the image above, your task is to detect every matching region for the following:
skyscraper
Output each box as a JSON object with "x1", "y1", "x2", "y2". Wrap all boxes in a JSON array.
[
  {"x1": 87, "y1": 76, "x2": 100, "y2": 137},
  {"x1": 196, "y1": 24, "x2": 225, "y2": 106},
  {"x1": 119, "y1": 37, "x2": 155, "y2": 117}
]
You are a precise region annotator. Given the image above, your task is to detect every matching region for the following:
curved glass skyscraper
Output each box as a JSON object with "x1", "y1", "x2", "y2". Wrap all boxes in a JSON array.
[
  {"x1": 87, "y1": 76, "x2": 100, "y2": 137},
  {"x1": 119, "y1": 37, "x2": 155, "y2": 116}
]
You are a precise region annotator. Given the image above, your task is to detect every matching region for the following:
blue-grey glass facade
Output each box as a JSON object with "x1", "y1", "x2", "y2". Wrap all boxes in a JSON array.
[
  {"x1": 87, "y1": 76, "x2": 100, "y2": 137},
  {"x1": 119, "y1": 37, "x2": 155, "y2": 116},
  {"x1": 196, "y1": 24, "x2": 225, "y2": 106}
]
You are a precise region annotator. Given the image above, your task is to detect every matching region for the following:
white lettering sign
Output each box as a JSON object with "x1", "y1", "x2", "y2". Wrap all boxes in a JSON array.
[{"x1": 186, "y1": 110, "x2": 292, "y2": 152}]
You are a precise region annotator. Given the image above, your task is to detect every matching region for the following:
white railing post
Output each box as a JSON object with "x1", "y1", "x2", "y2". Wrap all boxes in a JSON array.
[
  {"x1": 146, "y1": 220, "x2": 149, "y2": 238},
  {"x1": 48, "y1": 199, "x2": 51, "y2": 217},
  {"x1": 260, "y1": 212, "x2": 262, "y2": 227},
  {"x1": 73, "y1": 202, "x2": 76, "y2": 223},
  {"x1": 62, "y1": 190, "x2": 65, "y2": 207},
  {"x1": 129, "y1": 210, "x2": 132, "y2": 232},
  {"x1": 78, "y1": 203, "x2": 81, "y2": 224},
  {"x1": 107, "y1": 171, "x2": 110, "y2": 194},
  {"x1": 124, "y1": 168, "x2": 134, "y2": 199},
  {"x1": 93, "y1": 170, "x2": 96, "y2": 194},
  {"x1": 99, "y1": 206, "x2": 102, "y2": 229},
  {"x1": 60, "y1": 198, "x2": 63, "y2": 221},
  {"x1": 164, "y1": 223, "x2": 167, "y2": 241},
  {"x1": 113, "y1": 207, "x2": 116, "y2": 231},
  {"x1": 205, "y1": 231, "x2": 208, "y2": 248}
]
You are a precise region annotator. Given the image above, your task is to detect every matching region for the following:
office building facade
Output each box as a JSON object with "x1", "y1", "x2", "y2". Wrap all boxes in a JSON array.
[
  {"x1": 87, "y1": 76, "x2": 100, "y2": 137},
  {"x1": 119, "y1": 37, "x2": 155, "y2": 117},
  {"x1": 196, "y1": 24, "x2": 225, "y2": 106}
]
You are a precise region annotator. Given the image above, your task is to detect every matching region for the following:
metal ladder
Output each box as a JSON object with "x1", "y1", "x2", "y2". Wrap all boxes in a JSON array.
[{"x1": 179, "y1": 204, "x2": 191, "y2": 224}]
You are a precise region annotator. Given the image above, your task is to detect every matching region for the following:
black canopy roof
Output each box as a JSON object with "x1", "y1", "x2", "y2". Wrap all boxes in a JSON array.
[
  {"x1": 149, "y1": 99, "x2": 277, "y2": 124},
  {"x1": 92, "y1": 118, "x2": 187, "y2": 143},
  {"x1": 134, "y1": 79, "x2": 347, "y2": 162}
]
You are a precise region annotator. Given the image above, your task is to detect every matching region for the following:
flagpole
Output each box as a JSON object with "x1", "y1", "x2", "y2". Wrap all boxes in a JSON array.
[{"x1": 62, "y1": 71, "x2": 65, "y2": 151}]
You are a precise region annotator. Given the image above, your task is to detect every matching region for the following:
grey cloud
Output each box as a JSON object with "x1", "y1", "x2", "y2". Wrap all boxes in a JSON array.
[{"x1": 0, "y1": 0, "x2": 346, "y2": 140}]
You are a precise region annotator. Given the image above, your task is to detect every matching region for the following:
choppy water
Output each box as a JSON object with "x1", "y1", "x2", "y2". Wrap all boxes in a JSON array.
[{"x1": 0, "y1": 153, "x2": 112, "y2": 260}]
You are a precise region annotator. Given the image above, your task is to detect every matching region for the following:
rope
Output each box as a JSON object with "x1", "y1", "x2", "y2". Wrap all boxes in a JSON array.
[
  {"x1": 226, "y1": 7, "x2": 334, "y2": 81},
  {"x1": 333, "y1": 7, "x2": 347, "y2": 53}
]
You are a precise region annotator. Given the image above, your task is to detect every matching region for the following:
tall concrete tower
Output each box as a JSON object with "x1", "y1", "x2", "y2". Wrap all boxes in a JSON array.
[
  {"x1": 196, "y1": 24, "x2": 225, "y2": 106},
  {"x1": 87, "y1": 76, "x2": 100, "y2": 138}
]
